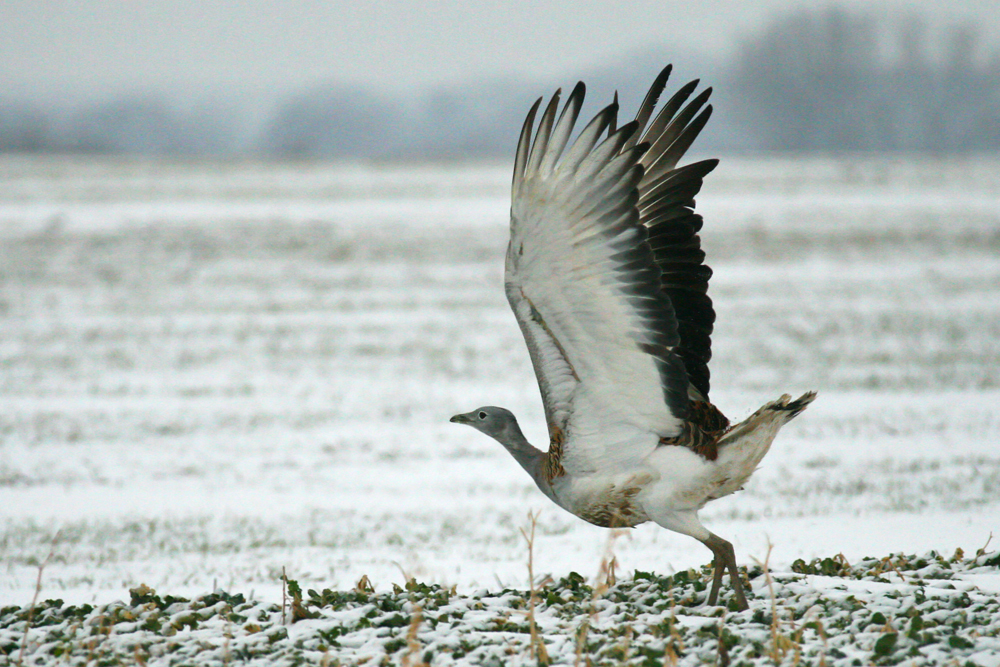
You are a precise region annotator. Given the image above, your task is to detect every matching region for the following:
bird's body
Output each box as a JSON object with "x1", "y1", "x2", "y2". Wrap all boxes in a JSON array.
[{"x1": 451, "y1": 66, "x2": 815, "y2": 610}]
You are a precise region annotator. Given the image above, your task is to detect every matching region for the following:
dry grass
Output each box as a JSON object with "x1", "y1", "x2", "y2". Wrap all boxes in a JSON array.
[
  {"x1": 16, "y1": 531, "x2": 59, "y2": 667},
  {"x1": 400, "y1": 605, "x2": 425, "y2": 667},
  {"x1": 520, "y1": 511, "x2": 551, "y2": 665},
  {"x1": 754, "y1": 541, "x2": 804, "y2": 666}
]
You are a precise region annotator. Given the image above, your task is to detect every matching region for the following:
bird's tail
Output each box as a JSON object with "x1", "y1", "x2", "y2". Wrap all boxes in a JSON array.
[
  {"x1": 717, "y1": 391, "x2": 817, "y2": 451},
  {"x1": 766, "y1": 391, "x2": 817, "y2": 422},
  {"x1": 710, "y1": 391, "x2": 817, "y2": 498},
  {"x1": 719, "y1": 391, "x2": 816, "y2": 438}
]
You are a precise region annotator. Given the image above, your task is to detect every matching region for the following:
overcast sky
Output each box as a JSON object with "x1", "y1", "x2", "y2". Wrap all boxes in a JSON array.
[{"x1": 3, "y1": 0, "x2": 997, "y2": 108}]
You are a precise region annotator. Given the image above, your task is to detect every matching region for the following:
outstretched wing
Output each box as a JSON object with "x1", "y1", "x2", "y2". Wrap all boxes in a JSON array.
[{"x1": 506, "y1": 67, "x2": 717, "y2": 475}]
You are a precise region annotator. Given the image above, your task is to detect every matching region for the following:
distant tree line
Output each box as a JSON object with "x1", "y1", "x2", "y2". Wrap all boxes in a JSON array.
[
  {"x1": 729, "y1": 8, "x2": 1000, "y2": 151},
  {"x1": 2, "y1": 7, "x2": 998, "y2": 157}
]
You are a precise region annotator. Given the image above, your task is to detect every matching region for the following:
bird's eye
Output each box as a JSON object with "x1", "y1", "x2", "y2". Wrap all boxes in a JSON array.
[{"x1": 478, "y1": 411, "x2": 487, "y2": 420}]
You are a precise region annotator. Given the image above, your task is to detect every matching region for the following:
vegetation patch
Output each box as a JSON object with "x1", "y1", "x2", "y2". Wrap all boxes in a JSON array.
[{"x1": 2, "y1": 549, "x2": 998, "y2": 665}]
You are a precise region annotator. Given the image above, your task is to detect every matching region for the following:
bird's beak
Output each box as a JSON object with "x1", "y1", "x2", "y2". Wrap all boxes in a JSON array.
[{"x1": 450, "y1": 413, "x2": 472, "y2": 424}]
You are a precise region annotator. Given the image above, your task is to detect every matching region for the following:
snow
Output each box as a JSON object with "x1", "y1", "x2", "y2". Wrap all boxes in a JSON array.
[{"x1": 1, "y1": 155, "x2": 999, "y2": 612}]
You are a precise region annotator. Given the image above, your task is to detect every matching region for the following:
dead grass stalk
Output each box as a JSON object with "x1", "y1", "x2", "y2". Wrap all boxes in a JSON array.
[
  {"x1": 520, "y1": 511, "x2": 551, "y2": 666},
  {"x1": 17, "y1": 530, "x2": 60, "y2": 667}
]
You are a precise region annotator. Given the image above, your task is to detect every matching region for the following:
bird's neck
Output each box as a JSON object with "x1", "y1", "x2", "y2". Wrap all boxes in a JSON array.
[{"x1": 499, "y1": 423, "x2": 556, "y2": 500}]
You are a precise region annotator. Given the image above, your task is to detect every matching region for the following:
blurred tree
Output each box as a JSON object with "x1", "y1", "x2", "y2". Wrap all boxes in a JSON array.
[
  {"x1": 0, "y1": 102, "x2": 49, "y2": 152},
  {"x1": 262, "y1": 85, "x2": 405, "y2": 159},
  {"x1": 729, "y1": 7, "x2": 1000, "y2": 152},
  {"x1": 67, "y1": 96, "x2": 181, "y2": 155},
  {"x1": 407, "y1": 78, "x2": 542, "y2": 159}
]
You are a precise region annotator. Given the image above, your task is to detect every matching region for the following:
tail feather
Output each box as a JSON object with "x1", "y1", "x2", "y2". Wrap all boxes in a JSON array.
[
  {"x1": 710, "y1": 391, "x2": 817, "y2": 498},
  {"x1": 769, "y1": 391, "x2": 817, "y2": 421},
  {"x1": 718, "y1": 390, "x2": 817, "y2": 447}
]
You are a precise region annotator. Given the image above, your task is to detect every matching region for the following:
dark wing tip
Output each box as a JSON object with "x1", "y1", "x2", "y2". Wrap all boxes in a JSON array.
[
  {"x1": 628, "y1": 70, "x2": 719, "y2": 400},
  {"x1": 512, "y1": 96, "x2": 544, "y2": 192}
]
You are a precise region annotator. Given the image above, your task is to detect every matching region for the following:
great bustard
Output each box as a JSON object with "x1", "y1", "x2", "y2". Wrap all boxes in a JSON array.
[{"x1": 450, "y1": 66, "x2": 816, "y2": 610}]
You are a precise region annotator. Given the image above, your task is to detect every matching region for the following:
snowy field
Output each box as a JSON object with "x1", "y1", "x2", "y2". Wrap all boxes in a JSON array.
[{"x1": 2, "y1": 154, "x2": 999, "y2": 617}]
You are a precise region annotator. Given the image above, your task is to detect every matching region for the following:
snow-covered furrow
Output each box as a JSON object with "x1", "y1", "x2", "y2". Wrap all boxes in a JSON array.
[{"x1": 1, "y1": 156, "x2": 998, "y2": 612}]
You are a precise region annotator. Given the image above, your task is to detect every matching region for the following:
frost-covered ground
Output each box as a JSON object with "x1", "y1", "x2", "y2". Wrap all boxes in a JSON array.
[
  {"x1": 3, "y1": 551, "x2": 1000, "y2": 666},
  {"x1": 1, "y1": 154, "x2": 999, "y2": 623}
]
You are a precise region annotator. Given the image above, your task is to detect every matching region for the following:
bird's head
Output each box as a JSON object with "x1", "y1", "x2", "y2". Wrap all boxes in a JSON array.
[{"x1": 449, "y1": 406, "x2": 520, "y2": 442}]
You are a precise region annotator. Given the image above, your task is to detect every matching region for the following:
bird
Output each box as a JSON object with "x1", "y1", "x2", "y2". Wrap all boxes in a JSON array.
[{"x1": 450, "y1": 65, "x2": 816, "y2": 611}]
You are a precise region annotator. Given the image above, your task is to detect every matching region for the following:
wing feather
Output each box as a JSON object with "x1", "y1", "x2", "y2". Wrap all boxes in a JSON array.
[
  {"x1": 638, "y1": 79, "x2": 700, "y2": 151},
  {"x1": 526, "y1": 90, "x2": 561, "y2": 178},
  {"x1": 539, "y1": 82, "x2": 585, "y2": 175},
  {"x1": 512, "y1": 97, "x2": 542, "y2": 196},
  {"x1": 557, "y1": 103, "x2": 618, "y2": 175},
  {"x1": 622, "y1": 65, "x2": 673, "y2": 152},
  {"x1": 642, "y1": 89, "x2": 713, "y2": 180}
]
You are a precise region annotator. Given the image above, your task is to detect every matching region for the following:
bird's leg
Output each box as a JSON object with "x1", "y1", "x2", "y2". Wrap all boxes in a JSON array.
[
  {"x1": 701, "y1": 533, "x2": 749, "y2": 611},
  {"x1": 707, "y1": 548, "x2": 726, "y2": 606},
  {"x1": 703, "y1": 539, "x2": 727, "y2": 606}
]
